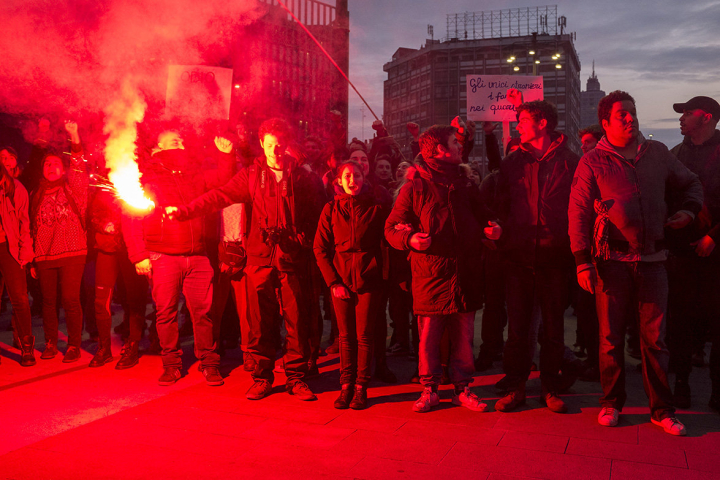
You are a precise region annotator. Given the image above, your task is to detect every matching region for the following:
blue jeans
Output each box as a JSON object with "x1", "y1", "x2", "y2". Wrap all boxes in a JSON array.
[
  {"x1": 596, "y1": 260, "x2": 674, "y2": 420},
  {"x1": 150, "y1": 254, "x2": 219, "y2": 369},
  {"x1": 417, "y1": 312, "x2": 475, "y2": 388}
]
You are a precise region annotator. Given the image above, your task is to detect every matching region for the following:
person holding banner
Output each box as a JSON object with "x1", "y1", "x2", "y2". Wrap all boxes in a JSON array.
[{"x1": 491, "y1": 101, "x2": 579, "y2": 414}]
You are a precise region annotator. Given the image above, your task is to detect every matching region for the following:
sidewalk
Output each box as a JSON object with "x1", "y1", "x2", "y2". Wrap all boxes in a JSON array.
[{"x1": 1, "y1": 307, "x2": 719, "y2": 479}]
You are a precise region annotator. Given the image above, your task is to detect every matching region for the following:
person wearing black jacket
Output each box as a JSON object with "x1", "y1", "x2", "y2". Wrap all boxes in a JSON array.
[
  {"x1": 124, "y1": 130, "x2": 235, "y2": 386},
  {"x1": 314, "y1": 161, "x2": 387, "y2": 410},
  {"x1": 166, "y1": 118, "x2": 324, "y2": 401},
  {"x1": 666, "y1": 96, "x2": 720, "y2": 410},
  {"x1": 491, "y1": 101, "x2": 579, "y2": 414}
]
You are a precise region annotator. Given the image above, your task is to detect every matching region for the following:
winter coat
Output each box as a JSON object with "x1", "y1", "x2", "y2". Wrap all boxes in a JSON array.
[
  {"x1": 314, "y1": 189, "x2": 387, "y2": 293},
  {"x1": 666, "y1": 130, "x2": 720, "y2": 258},
  {"x1": 493, "y1": 133, "x2": 579, "y2": 267},
  {"x1": 569, "y1": 136, "x2": 703, "y2": 266},
  {"x1": 124, "y1": 148, "x2": 234, "y2": 264},
  {"x1": 175, "y1": 156, "x2": 323, "y2": 272},
  {"x1": 0, "y1": 179, "x2": 33, "y2": 265},
  {"x1": 384, "y1": 159, "x2": 485, "y2": 316}
]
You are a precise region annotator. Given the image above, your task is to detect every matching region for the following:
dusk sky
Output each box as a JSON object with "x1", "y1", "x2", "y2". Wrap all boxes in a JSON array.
[{"x1": 344, "y1": 0, "x2": 720, "y2": 149}]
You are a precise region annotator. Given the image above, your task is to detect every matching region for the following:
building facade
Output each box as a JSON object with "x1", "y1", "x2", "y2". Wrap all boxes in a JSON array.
[
  {"x1": 382, "y1": 6, "x2": 582, "y2": 168},
  {"x1": 232, "y1": 0, "x2": 349, "y2": 140}
]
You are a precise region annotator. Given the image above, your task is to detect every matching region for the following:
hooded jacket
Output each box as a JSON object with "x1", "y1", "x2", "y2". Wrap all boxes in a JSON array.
[
  {"x1": 493, "y1": 133, "x2": 579, "y2": 266},
  {"x1": 0, "y1": 179, "x2": 33, "y2": 266},
  {"x1": 174, "y1": 156, "x2": 323, "y2": 272},
  {"x1": 124, "y1": 148, "x2": 234, "y2": 263},
  {"x1": 569, "y1": 136, "x2": 703, "y2": 265},
  {"x1": 314, "y1": 188, "x2": 387, "y2": 293},
  {"x1": 666, "y1": 130, "x2": 720, "y2": 257},
  {"x1": 384, "y1": 158, "x2": 485, "y2": 316}
]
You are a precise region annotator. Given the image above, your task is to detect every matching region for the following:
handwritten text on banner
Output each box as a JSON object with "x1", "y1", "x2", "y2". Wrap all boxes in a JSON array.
[{"x1": 466, "y1": 75, "x2": 544, "y2": 122}]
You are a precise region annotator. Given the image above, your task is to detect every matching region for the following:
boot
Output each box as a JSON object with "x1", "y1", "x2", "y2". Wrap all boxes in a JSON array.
[
  {"x1": 334, "y1": 383, "x2": 354, "y2": 409},
  {"x1": 89, "y1": 339, "x2": 112, "y2": 367},
  {"x1": 349, "y1": 384, "x2": 368, "y2": 410},
  {"x1": 41, "y1": 340, "x2": 58, "y2": 360},
  {"x1": 20, "y1": 335, "x2": 36, "y2": 367},
  {"x1": 115, "y1": 341, "x2": 139, "y2": 370}
]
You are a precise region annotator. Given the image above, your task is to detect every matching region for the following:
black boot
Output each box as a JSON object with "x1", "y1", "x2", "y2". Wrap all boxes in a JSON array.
[
  {"x1": 20, "y1": 335, "x2": 36, "y2": 367},
  {"x1": 115, "y1": 341, "x2": 139, "y2": 370},
  {"x1": 334, "y1": 384, "x2": 354, "y2": 409},
  {"x1": 349, "y1": 384, "x2": 368, "y2": 410},
  {"x1": 89, "y1": 339, "x2": 112, "y2": 367}
]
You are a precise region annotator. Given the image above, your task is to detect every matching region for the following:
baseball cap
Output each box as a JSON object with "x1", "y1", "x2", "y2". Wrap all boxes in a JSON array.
[{"x1": 673, "y1": 96, "x2": 720, "y2": 120}]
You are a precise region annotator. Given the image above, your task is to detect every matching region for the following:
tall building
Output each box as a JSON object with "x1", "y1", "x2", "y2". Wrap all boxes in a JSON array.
[
  {"x1": 382, "y1": 6, "x2": 582, "y2": 166},
  {"x1": 580, "y1": 61, "x2": 605, "y2": 128},
  {"x1": 231, "y1": 0, "x2": 349, "y2": 139}
]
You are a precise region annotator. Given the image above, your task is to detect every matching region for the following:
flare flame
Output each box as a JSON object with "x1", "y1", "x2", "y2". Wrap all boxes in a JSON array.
[{"x1": 103, "y1": 81, "x2": 154, "y2": 212}]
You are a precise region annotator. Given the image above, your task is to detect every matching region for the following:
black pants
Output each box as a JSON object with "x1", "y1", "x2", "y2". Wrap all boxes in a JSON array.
[
  {"x1": 0, "y1": 242, "x2": 32, "y2": 339},
  {"x1": 245, "y1": 264, "x2": 310, "y2": 385},
  {"x1": 95, "y1": 251, "x2": 148, "y2": 344},
  {"x1": 503, "y1": 262, "x2": 568, "y2": 392},
  {"x1": 334, "y1": 290, "x2": 380, "y2": 386},
  {"x1": 668, "y1": 255, "x2": 720, "y2": 385},
  {"x1": 38, "y1": 260, "x2": 85, "y2": 347}
]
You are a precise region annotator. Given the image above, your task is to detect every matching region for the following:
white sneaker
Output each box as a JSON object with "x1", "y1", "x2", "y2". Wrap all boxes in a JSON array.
[
  {"x1": 413, "y1": 387, "x2": 440, "y2": 413},
  {"x1": 651, "y1": 416, "x2": 687, "y2": 436},
  {"x1": 598, "y1": 406, "x2": 619, "y2": 427},
  {"x1": 452, "y1": 387, "x2": 488, "y2": 412}
]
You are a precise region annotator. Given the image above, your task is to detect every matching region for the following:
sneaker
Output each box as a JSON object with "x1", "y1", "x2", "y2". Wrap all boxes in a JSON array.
[
  {"x1": 541, "y1": 392, "x2": 568, "y2": 413},
  {"x1": 246, "y1": 379, "x2": 273, "y2": 400},
  {"x1": 287, "y1": 381, "x2": 317, "y2": 401},
  {"x1": 158, "y1": 367, "x2": 181, "y2": 386},
  {"x1": 412, "y1": 387, "x2": 440, "y2": 413},
  {"x1": 495, "y1": 386, "x2": 526, "y2": 412},
  {"x1": 334, "y1": 384, "x2": 354, "y2": 409},
  {"x1": 62, "y1": 346, "x2": 82, "y2": 363},
  {"x1": 651, "y1": 416, "x2": 687, "y2": 436},
  {"x1": 273, "y1": 363, "x2": 285, "y2": 374},
  {"x1": 41, "y1": 342, "x2": 58, "y2": 360},
  {"x1": 202, "y1": 367, "x2": 224, "y2": 386},
  {"x1": 598, "y1": 406, "x2": 620, "y2": 427},
  {"x1": 672, "y1": 379, "x2": 691, "y2": 409},
  {"x1": 452, "y1": 387, "x2": 488, "y2": 412}
]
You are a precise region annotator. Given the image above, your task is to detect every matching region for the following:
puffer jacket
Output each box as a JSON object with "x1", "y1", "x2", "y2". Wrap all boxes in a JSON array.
[
  {"x1": 666, "y1": 130, "x2": 720, "y2": 257},
  {"x1": 175, "y1": 156, "x2": 323, "y2": 272},
  {"x1": 569, "y1": 136, "x2": 703, "y2": 265},
  {"x1": 314, "y1": 189, "x2": 387, "y2": 293},
  {"x1": 124, "y1": 147, "x2": 234, "y2": 263},
  {"x1": 384, "y1": 159, "x2": 485, "y2": 316},
  {"x1": 493, "y1": 133, "x2": 579, "y2": 267}
]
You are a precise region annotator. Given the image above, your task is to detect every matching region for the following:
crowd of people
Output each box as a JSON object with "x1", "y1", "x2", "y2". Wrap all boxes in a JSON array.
[{"x1": 2, "y1": 90, "x2": 719, "y2": 437}]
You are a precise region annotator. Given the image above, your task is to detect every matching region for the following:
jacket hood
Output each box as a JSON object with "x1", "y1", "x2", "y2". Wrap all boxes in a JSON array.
[
  {"x1": 595, "y1": 132, "x2": 648, "y2": 158},
  {"x1": 517, "y1": 132, "x2": 568, "y2": 161}
]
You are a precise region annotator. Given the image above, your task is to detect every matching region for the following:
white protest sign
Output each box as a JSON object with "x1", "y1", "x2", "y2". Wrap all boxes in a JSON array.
[
  {"x1": 166, "y1": 65, "x2": 233, "y2": 120},
  {"x1": 466, "y1": 75, "x2": 544, "y2": 122}
]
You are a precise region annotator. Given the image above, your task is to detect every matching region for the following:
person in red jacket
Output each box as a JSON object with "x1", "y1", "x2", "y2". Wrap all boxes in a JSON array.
[
  {"x1": 314, "y1": 161, "x2": 388, "y2": 409},
  {"x1": 385, "y1": 124, "x2": 488, "y2": 413},
  {"x1": 124, "y1": 130, "x2": 235, "y2": 386}
]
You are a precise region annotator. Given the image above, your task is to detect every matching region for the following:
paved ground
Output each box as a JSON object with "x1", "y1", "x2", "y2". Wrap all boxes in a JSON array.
[{"x1": 1, "y1": 303, "x2": 720, "y2": 479}]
